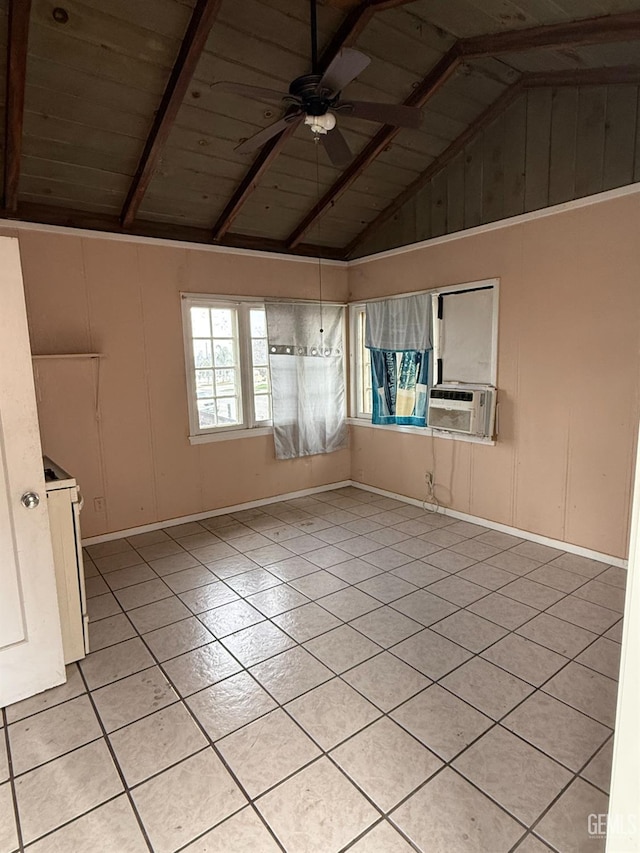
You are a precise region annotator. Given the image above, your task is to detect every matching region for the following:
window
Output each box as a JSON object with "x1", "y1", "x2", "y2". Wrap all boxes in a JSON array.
[
  {"x1": 351, "y1": 279, "x2": 498, "y2": 436},
  {"x1": 182, "y1": 295, "x2": 271, "y2": 440}
]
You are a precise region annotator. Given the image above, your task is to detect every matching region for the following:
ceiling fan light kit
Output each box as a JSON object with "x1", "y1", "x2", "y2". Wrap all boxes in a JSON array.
[{"x1": 213, "y1": 0, "x2": 423, "y2": 167}]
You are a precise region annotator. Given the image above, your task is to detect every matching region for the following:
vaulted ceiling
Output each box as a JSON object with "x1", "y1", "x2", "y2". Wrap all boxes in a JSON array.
[{"x1": 3, "y1": 0, "x2": 640, "y2": 259}]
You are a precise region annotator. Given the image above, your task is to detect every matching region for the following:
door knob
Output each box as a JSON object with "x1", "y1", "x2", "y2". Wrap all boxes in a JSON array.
[{"x1": 21, "y1": 491, "x2": 40, "y2": 509}]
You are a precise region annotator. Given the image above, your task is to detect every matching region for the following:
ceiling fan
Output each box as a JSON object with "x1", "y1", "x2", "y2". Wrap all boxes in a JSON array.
[{"x1": 212, "y1": 0, "x2": 423, "y2": 167}]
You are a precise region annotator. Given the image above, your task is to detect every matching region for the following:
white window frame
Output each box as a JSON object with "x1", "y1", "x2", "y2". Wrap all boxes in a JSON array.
[
  {"x1": 181, "y1": 293, "x2": 272, "y2": 444},
  {"x1": 348, "y1": 278, "x2": 499, "y2": 444}
]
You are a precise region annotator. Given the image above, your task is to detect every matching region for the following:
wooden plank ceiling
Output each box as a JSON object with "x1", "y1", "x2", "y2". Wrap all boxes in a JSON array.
[{"x1": 3, "y1": 0, "x2": 640, "y2": 258}]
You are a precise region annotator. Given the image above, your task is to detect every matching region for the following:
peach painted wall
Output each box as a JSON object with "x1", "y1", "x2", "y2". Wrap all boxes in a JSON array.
[
  {"x1": 348, "y1": 192, "x2": 640, "y2": 559},
  {"x1": 11, "y1": 229, "x2": 350, "y2": 537}
]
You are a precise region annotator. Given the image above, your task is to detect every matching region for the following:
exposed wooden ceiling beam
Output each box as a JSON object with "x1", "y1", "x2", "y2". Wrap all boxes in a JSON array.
[
  {"x1": 286, "y1": 45, "x2": 462, "y2": 248},
  {"x1": 120, "y1": 0, "x2": 223, "y2": 228},
  {"x1": 210, "y1": 0, "x2": 418, "y2": 243},
  {"x1": 4, "y1": 0, "x2": 32, "y2": 212},
  {"x1": 461, "y1": 11, "x2": 640, "y2": 57},
  {"x1": 5, "y1": 202, "x2": 344, "y2": 260},
  {"x1": 345, "y1": 62, "x2": 640, "y2": 257},
  {"x1": 285, "y1": 10, "x2": 640, "y2": 249}
]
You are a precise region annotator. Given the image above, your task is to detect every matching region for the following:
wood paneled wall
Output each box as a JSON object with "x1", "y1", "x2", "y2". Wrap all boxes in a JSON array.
[{"x1": 355, "y1": 84, "x2": 640, "y2": 257}]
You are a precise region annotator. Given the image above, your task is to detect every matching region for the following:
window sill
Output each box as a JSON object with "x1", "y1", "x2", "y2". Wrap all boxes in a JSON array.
[
  {"x1": 189, "y1": 426, "x2": 273, "y2": 445},
  {"x1": 347, "y1": 418, "x2": 496, "y2": 445}
]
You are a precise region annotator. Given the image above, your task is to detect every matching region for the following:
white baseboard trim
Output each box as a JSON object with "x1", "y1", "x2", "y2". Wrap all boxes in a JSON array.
[
  {"x1": 82, "y1": 478, "x2": 627, "y2": 569},
  {"x1": 352, "y1": 482, "x2": 627, "y2": 569},
  {"x1": 81, "y1": 480, "x2": 352, "y2": 545}
]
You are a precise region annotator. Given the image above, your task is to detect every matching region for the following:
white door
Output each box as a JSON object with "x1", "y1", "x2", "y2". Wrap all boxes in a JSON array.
[{"x1": 0, "y1": 235, "x2": 65, "y2": 707}]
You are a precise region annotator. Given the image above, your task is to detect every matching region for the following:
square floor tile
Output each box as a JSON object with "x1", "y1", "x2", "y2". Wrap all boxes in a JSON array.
[
  {"x1": 165, "y1": 521, "x2": 208, "y2": 539},
  {"x1": 304, "y1": 545, "x2": 352, "y2": 569},
  {"x1": 206, "y1": 554, "x2": 260, "y2": 580},
  {"x1": 350, "y1": 607, "x2": 423, "y2": 648},
  {"x1": 0, "y1": 782, "x2": 17, "y2": 852},
  {"x1": 426, "y1": 575, "x2": 487, "y2": 606},
  {"x1": 91, "y1": 667, "x2": 177, "y2": 733},
  {"x1": 332, "y1": 717, "x2": 442, "y2": 812},
  {"x1": 143, "y1": 617, "x2": 215, "y2": 662},
  {"x1": 87, "y1": 592, "x2": 122, "y2": 622},
  {"x1": 535, "y1": 778, "x2": 608, "y2": 853},
  {"x1": 359, "y1": 548, "x2": 411, "y2": 572},
  {"x1": 392, "y1": 538, "x2": 443, "y2": 559},
  {"x1": 391, "y1": 589, "x2": 458, "y2": 625},
  {"x1": 338, "y1": 536, "x2": 384, "y2": 557},
  {"x1": 265, "y1": 555, "x2": 319, "y2": 582},
  {"x1": 343, "y1": 652, "x2": 430, "y2": 712},
  {"x1": 87, "y1": 539, "x2": 135, "y2": 559},
  {"x1": 368, "y1": 527, "x2": 411, "y2": 546},
  {"x1": 423, "y1": 549, "x2": 479, "y2": 573},
  {"x1": 198, "y1": 599, "x2": 264, "y2": 638},
  {"x1": 289, "y1": 570, "x2": 348, "y2": 599},
  {"x1": 450, "y1": 538, "x2": 503, "y2": 561},
  {"x1": 580, "y1": 738, "x2": 613, "y2": 794},
  {"x1": 132, "y1": 748, "x2": 245, "y2": 853},
  {"x1": 576, "y1": 637, "x2": 622, "y2": 681},
  {"x1": 319, "y1": 587, "x2": 380, "y2": 620},
  {"x1": 508, "y1": 540, "x2": 562, "y2": 562},
  {"x1": 149, "y1": 551, "x2": 201, "y2": 577},
  {"x1": 225, "y1": 569, "x2": 281, "y2": 596},
  {"x1": 547, "y1": 553, "x2": 607, "y2": 579},
  {"x1": 161, "y1": 641, "x2": 242, "y2": 697},
  {"x1": 127, "y1": 530, "x2": 172, "y2": 547},
  {"x1": 88, "y1": 613, "x2": 137, "y2": 651},
  {"x1": 457, "y1": 563, "x2": 517, "y2": 591},
  {"x1": 220, "y1": 621, "x2": 295, "y2": 667},
  {"x1": 187, "y1": 672, "x2": 277, "y2": 741},
  {"x1": 348, "y1": 821, "x2": 415, "y2": 852},
  {"x1": 179, "y1": 582, "x2": 239, "y2": 614},
  {"x1": 136, "y1": 541, "x2": 183, "y2": 562},
  {"x1": 127, "y1": 597, "x2": 192, "y2": 634},
  {"x1": 441, "y1": 657, "x2": 534, "y2": 720},
  {"x1": 391, "y1": 767, "x2": 523, "y2": 852},
  {"x1": 25, "y1": 795, "x2": 148, "y2": 853},
  {"x1": 95, "y1": 551, "x2": 145, "y2": 573},
  {"x1": 486, "y1": 550, "x2": 541, "y2": 576},
  {"x1": 272, "y1": 602, "x2": 342, "y2": 642},
  {"x1": 546, "y1": 596, "x2": 620, "y2": 634},
  {"x1": 502, "y1": 691, "x2": 611, "y2": 772},
  {"x1": 392, "y1": 628, "x2": 472, "y2": 679},
  {"x1": 181, "y1": 806, "x2": 281, "y2": 852},
  {"x1": 517, "y1": 612, "x2": 598, "y2": 657},
  {"x1": 281, "y1": 534, "x2": 326, "y2": 556},
  {"x1": 453, "y1": 726, "x2": 572, "y2": 825},
  {"x1": 163, "y1": 566, "x2": 217, "y2": 594},
  {"x1": 249, "y1": 543, "x2": 298, "y2": 566},
  {"x1": 250, "y1": 646, "x2": 333, "y2": 704},
  {"x1": 597, "y1": 566, "x2": 627, "y2": 589},
  {"x1": 357, "y1": 573, "x2": 418, "y2": 603},
  {"x1": 245, "y1": 585, "x2": 310, "y2": 617},
  {"x1": 604, "y1": 621, "x2": 623, "y2": 642},
  {"x1": 468, "y1": 592, "x2": 537, "y2": 629},
  {"x1": 9, "y1": 695, "x2": 101, "y2": 775},
  {"x1": 14, "y1": 739, "x2": 122, "y2": 844},
  {"x1": 304, "y1": 625, "x2": 381, "y2": 674},
  {"x1": 80, "y1": 637, "x2": 154, "y2": 690},
  {"x1": 482, "y1": 633, "x2": 568, "y2": 686},
  {"x1": 500, "y1": 578, "x2": 565, "y2": 609},
  {"x1": 421, "y1": 528, "x2": 466, "y2": 547},
  {"x1": 256, "y1": 757, "x2": 378, "y2": 853},
  {"x1": 109, "y1": 703, "x2": 207, "y2": 786},
  {"x1": 114, "y1": 579, "x2": 173, "y2": 611},
  {"x1": 574, "y1": 579, "x2": 626, "y2": 613},
  {"x1": 326, "y1": 558, "x2": 384, "y2": 583},
  {"x1": 543, "y1": 662, "x2": 618, "y2": 727},
  {"x1": 391, "y1": 685, "x2": 492, "y2": 760},
  {"x1": 218, "y1": 709, "x2": 320, "y2": 798},
  {"x1": 431, "y1": 610, "x2": 508, "y2": 652},
  {"x1": 286, "y1": 678, "x2": 381, "y2": 750},
  {"x1": 6, "y1": 665, "x2": 85, "y2": 723},
  {"x1": 224, "y1": 532, "x2": 272, "y2": 553},
  {"x1": 190, "y1": 542, "x2": 239, "y2": 564},
  {"x1": 525, "y1": 564, "x2": 588, "y2": 593},
  {"x1": 391, "y1": 560, "x2": 448, "y2": 587},
  {"x1": 85, "y1": 575, "x2": 110, "y2": 598}
]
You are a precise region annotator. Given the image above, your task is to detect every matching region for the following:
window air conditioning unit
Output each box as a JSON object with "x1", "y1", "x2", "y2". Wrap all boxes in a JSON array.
[{"x1": 427, "y1": 384, "x2": 496, "y2": 439}]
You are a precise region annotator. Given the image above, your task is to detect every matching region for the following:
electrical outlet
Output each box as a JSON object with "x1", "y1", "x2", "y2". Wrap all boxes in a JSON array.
[{"x1": 94, "y1": 497, "x2": 106, "y2": 513}]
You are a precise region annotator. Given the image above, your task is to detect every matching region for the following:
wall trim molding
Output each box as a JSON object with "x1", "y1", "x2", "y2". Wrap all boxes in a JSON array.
[
  {"x1": 349, "y1": 182, "x2": 640, "y2": 266},
  {"x1": 82, "y1": 478, "x2": 626, "y2": 568}
]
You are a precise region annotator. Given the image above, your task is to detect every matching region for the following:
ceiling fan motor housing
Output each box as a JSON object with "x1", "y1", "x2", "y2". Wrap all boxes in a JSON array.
[{"x1": 289, "y1": 73, "x2": 336, "y2": 115}]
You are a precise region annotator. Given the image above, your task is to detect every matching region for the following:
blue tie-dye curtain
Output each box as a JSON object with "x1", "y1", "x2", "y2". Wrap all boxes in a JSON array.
[{"x1": 365, "y1": 294, "x2": 432, "y2": 427}]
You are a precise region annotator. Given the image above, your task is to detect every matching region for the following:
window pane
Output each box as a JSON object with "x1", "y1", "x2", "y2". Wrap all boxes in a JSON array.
[
  {"x1": 216, "y1": 398, "x2": 238, "y2": 425},
  {"x1": 250, "y1": 308, "x2": 266, "y2": 338},
  {"x1": 211, "y1": 308, "x2": 234, "y2": 337},
  {"x1": 197, "y1": 399, "x2": 217, "y2": 428},
  {"x1": 253, "y1": 367, "x2": 269, "y2": 394},
  {"x1": 254, "y1": 395, "x2": 270, "y2": 422},
  {"x1": 215, "y1": 368, "x2": 237, "y2": 397},
  {"x1": 252, "y1": 338, "x2": 268, "y2": 366},
  {"x1": 193, "y1": 339, "x2": 213, "y2": 368},
  {"x1": 213, "y1": 340, "x2": 235, "y2": 367},
  {"x1": 195, "y1": 369, "x2": 213, "y2": 398},
  {"x1": 191, "y1": 307, "x2": 210, "y2": 337}
]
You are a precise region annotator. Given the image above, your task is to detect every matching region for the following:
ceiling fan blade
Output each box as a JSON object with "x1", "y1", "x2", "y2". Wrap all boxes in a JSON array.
[
  {"x1": 317, "y1": 48, "x2": 370, "y2": 97},
  {"x1": 321, "y1": 127, "x2": 352, "y2": 168},
  {"x1": 339, "y1": 100, "x2": 423, "y2": 129},
  {"x1": 235, "y1": 112, "x2": 302, "y2": 155},
  {"x1": 212, "y1": 81, "x2": 290, "y2": 102}
]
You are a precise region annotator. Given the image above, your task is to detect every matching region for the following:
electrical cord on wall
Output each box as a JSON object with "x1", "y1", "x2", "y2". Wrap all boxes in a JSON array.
[{"x1": 423, "y1": 435, "x2": 441, "y2": 513}]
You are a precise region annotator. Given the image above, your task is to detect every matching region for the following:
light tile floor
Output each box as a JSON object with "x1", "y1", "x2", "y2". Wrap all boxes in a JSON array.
[{"x1": 1, "y1": 487, "x2": 625, "y2": 853}]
